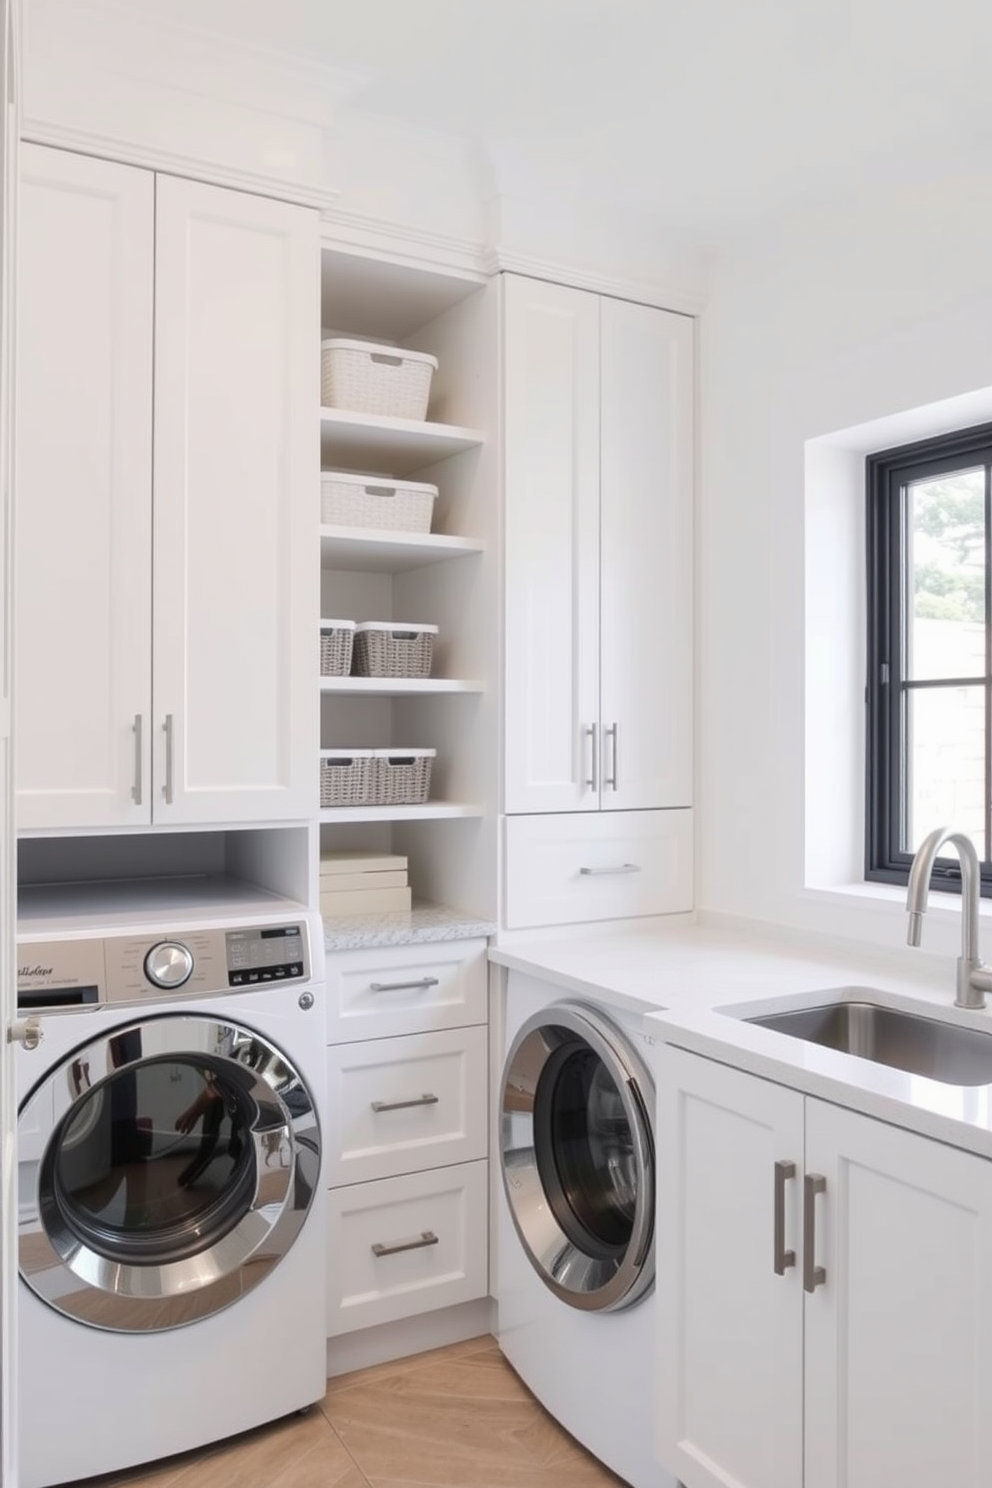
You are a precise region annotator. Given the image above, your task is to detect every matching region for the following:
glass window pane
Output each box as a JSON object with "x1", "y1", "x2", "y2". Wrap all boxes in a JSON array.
[
  {"x1": 907, "y1": 468, "x2": 986, "y2": 682},
  {"x1": 904, "y1": 684, "x2": 986, "y2": 856}
]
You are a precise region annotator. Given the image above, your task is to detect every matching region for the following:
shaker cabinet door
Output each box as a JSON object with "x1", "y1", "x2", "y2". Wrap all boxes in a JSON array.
[
  {"x1": 15, "y1": 144, "x2": 154, "y2": 828},
  {"x1": 503, "y1": 274, "x2": 600, "y2": 815},
  {"x1": 152, "y1": 175, "x2": 318, "y2": 823}
]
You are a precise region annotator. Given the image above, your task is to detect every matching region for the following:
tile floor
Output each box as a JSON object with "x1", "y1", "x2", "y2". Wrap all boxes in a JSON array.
[{"x1": 67, "y1": 1335, "x2": 628, "y2": 1488}]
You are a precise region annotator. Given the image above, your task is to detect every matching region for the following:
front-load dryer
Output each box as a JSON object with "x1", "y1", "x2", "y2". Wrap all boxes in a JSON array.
[
  {"x1": 498, "y1": 971, "x2": 677, "y2": 1488},
  {"x1": 15, "y1": 907, "x2": 327, "y2": 1488}
]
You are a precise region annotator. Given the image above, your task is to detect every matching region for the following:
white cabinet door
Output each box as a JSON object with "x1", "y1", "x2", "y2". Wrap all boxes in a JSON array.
[
  {"x1": 15, "y1": 144, "x2": 153, "y2": 828},
  {"x1": 503, "y1": 274, "x2": 600, "y2": 814},
  {"x1": 152, "y1": 175, "x2": 318, "y2": 824},
  {"x1": 804, "y1": 1099, "x2": 992, "y2": 1488},
  {"x1": 657, "y1": 1046, "x2": 805, "y2": 1488},
  {"x1": 600, "y1": 299, "x2": 693, "y2": 811}
]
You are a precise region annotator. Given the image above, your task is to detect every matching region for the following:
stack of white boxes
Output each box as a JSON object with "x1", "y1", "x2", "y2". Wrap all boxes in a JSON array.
[{"x1": 319, "y1": 850, "x2": 412, "y2": 917}]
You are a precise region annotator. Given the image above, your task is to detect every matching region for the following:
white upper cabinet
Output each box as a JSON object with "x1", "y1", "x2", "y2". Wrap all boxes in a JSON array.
[
  {"x1": 14, "y1": 147, "x2": 318, "y2": 830},
  {"x1": 503, "y1": 274, "x2": 693, "y2": 816},
  {"x1": 16, "y1": 145, "x2": 154, "y2": 829},
  {"x1": 153, "y1": 175, "x2": 317, "y2": 824}
]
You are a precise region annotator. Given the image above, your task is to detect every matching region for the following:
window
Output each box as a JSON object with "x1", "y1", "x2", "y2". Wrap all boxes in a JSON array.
[{"x1": 866, "y1": 422, "x2": 992, "y2": 892}]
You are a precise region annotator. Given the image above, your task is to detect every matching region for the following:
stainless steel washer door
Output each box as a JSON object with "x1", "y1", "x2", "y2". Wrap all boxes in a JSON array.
[
  {"x1": 500, "y1": 1002, "x2": 654, "y2": 1312},
  {"x1": 18, "y1": 1012, "x2": 321, "y2": 1332}
]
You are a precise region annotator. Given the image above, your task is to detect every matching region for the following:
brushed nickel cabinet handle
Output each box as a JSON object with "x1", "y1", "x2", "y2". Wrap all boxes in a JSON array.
[
  {"x1": 585, "y1": 723, "x2": 598, "y2": 791},
  {"x1": 131, "y1": 714, "x2": 143, "y2": 805},
  {"x1": 605, "y1": 722, "x2": 618, "y2": 790},
  {"x1": 371, "y1": 1230, "x2": 439, "y2": 1258},
  {"x1": 803, "y1": 1172, "x2": 827, "y2": 1292},
  {"x1": 369, "y1": 976, "x2": 439, "y2": 993},
  {"x1": 773, "y1": 1159, "x2": 796, "y2": 1275},
  {"x1": 579, "y1": 863, "x2": 641, "y2": 876},
  {"x1": 370, "y1": 1093, "x2": 439, "y2": 1113},
  {"x1": 162, "y1": 713, "x2": 175, "y2": 804}
]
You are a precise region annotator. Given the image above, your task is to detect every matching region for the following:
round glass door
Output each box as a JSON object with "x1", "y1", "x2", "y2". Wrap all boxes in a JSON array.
[
  {"x1": 501, "y1": 1003, "x2": 654, "y2": 1312},
  {"x1": 19, "y1": 1014, "x2": 320, "y2": 1332}
]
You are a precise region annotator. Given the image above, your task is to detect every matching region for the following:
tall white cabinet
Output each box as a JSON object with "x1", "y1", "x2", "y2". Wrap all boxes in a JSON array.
[
  {"x1": 657, "y1": 1046, "x2": 992, "y2": 1488},
  {"x1": 15, "y1": 145, "x2": 318, "y2": 832},
  {"x1": 501, "y1": 273, "x2": 694, "y2": 929}
]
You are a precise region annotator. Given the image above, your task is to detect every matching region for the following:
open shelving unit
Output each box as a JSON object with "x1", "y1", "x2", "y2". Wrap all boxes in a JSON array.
[{"x1": 316, "y1": 249, "x2": 499, "y2": 921}]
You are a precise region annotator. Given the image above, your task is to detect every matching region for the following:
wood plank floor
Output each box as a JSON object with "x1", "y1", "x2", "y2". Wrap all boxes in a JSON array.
[{"x1": 66, "y1": 1335, "x2": 629, "y2": 1488}]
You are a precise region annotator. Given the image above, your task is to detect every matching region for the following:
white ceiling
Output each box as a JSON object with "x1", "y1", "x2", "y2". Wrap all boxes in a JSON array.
[{"x1": 136, "y1": 0, "x2": 992, "y2": 249}]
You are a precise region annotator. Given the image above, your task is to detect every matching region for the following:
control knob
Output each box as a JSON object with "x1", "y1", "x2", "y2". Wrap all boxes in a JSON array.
[{"x1": 144, "y1": 940, "x2": 194, "y2": 990}]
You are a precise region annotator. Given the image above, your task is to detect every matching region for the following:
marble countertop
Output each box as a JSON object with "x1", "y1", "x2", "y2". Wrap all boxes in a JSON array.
[
  {"x1": 324, "y1": 900, "x2": 495, "y2": 951},
  {"x1": 490, "y1": 919, "x2": 992, "y2": 1159}
]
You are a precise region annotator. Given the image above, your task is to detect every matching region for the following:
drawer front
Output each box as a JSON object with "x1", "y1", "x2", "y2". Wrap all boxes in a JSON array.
[
  {"x1": 325, "y1": 1025, "x2": 488, "y2": 1187},
  {"x1": 326, "y1": 1160, "x2": 488, "y2": 1336},
  {"x1": 325, "y1": 939, "x2": 488, "y2": 1043},
  {"x1": 504, "y1": 808, "x2": 693, "y2": 929}
]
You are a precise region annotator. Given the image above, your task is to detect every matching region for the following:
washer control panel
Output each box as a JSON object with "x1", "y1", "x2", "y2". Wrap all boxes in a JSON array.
[{"x1": 17, "y1": 920, "x2": 311, "y2": 1010}]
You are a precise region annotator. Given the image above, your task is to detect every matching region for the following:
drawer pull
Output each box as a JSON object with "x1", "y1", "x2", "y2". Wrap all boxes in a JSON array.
[
  {"x1": 369, "y1": 976, "x2": 440, "y2": 993},
  {"x1": 578, "y1": 863, "x2": 641, "y2": 876},
  {"x1": 372, "y1": 1229, "x2": 439, "y2": 1259},
  {"x1": 371, "y1": 1093, "x2": 439, "y2": 1113}
]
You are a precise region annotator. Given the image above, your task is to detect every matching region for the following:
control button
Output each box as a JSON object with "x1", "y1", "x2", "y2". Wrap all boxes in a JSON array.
[
  {"x1": 261, "y1": 971, "x2": 274, "y2": 981},
  {"x1": 248, "y1": 971, "x2": 260, "y2": 983},
  {"x1": 144, "y1": 941, "x2": 195, "y2": 991},
  {"x1": 273, "y1": 966, "x2": 286, "y2": 979},
  {"x1": 287, "y1": 962, "x2": 303, "y2": 978},
  {"x1": 229, "y1": 972, "x2": 245, "y2": 986}
]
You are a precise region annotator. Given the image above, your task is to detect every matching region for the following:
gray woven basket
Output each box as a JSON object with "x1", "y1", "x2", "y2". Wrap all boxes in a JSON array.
[
  {"x1": 353, "y1": 624, "x2": 435, "y2": 679},
  {"x1": 319, "y1": 751, "x2": 375, "y2": 807},
  {"x1": 374, "y1": 750, "x2": 435, "y2": 805},
  {"x1": 320, "y1": 622, "x2": 355, "y2": 677}
]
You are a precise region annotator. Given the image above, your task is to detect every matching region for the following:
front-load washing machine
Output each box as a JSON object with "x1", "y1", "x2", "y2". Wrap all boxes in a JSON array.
[
  {"x1": 15, "y1": 902, "x2": 327, "y2": 1488},
  {"x1": 498, "y1": 971, "x2": 677, "y2": 1488}
]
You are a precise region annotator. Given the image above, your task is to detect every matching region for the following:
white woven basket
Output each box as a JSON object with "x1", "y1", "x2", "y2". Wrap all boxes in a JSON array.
[
  {"x1": 319, "y1": 619, "x2": 355, "y2": 677},
  {"x1": 373, "y1": 748, "x2": 436, "y2": 805},
  {"x1": 353, "y1": 622, "x2": 438, "y2": 678},
  {"x1": 321, "y1": 338, "x2": 438, "y2": 420},
  {"x1": 319, "y1": 749, "x2": 376, "y2": 807},
  {"x1": 321, "y1": 472, "x2": 437, "y2": 533}
]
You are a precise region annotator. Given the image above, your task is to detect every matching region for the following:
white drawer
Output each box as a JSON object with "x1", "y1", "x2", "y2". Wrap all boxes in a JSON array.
[
  {"x1": 325, "y1": 1025, "x2": 488, "y2": 1187},
  {"x1": 504, "y1": 808, "x2": 693, "y2": 929},
  {"x1": 325, "y1": 939, "x2": 488, "y2": 1043},
  {"x1": 326, "y1": 1160, "x2": 488, "y2": 1336}
]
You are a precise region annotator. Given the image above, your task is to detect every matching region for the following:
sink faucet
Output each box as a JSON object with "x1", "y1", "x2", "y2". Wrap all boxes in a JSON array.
[{"x1": 906, "y1": 826, "x2": 992, "y2": 1010}]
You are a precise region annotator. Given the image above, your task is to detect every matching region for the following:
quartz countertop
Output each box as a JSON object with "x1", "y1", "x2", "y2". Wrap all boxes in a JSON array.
[
  {"x1": 490, "y1": 919, "x2": 992, "y2": 1159},
  {"x1": 323, "y1": 900, "x2": 495, "y2": 952}
]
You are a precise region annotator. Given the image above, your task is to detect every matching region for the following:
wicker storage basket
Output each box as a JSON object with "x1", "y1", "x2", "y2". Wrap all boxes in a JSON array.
[
  {"x1": 373, "y1": 748, "x2": 436, "y2": 805},
  {"x1": 353, "y1": 622, "x2": 438, "y2": 679},
  {"x1": 320, "y1": 619, "x2": 355, "y2": 677},
  {"x1": 319, "y1": 749, "x2": 375, "y2": 807},
  {"x1": 321, "y1": 338, "x2": 438, "y2": 420},
  {"x1": 321, "y1": 472, "x2": 437, "y2": 533}
]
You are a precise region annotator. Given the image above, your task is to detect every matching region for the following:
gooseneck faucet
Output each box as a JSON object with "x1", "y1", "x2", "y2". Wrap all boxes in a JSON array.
[{"x1": 906, "y1": 826, "x2": 992, "y2": 1010}]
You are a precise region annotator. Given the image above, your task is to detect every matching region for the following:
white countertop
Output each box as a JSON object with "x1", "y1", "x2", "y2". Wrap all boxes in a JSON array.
[{"x1": 490, "y1": 919, "x2": 992, "y2": 1160}]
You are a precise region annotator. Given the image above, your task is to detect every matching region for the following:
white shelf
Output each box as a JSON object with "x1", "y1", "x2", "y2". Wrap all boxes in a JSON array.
[
  {"x1": 320, "y1": 677, "x2": 484, "y2": 696},
  {"x1": 320, "y1": 407, "x2": 484, "y2": 475},
  {"x1": 318, "y1": 802, "x2": 484, "y2": 824},
  {"x1": 320, "y1": 525, "x2": 483, "y2": 573}
]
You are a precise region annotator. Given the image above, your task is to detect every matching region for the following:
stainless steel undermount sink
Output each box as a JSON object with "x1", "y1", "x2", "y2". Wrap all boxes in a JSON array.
[{"x1": 744, "y1": 999, "x2": 992, "y2": 1086}]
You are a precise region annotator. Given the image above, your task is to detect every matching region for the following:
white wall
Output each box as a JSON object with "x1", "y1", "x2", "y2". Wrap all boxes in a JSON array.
[{"x1": 698, "y1": 165, "x2": 992, "y2": 959}]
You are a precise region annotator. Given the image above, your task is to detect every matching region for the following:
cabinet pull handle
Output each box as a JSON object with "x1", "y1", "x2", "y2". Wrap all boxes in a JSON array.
[
  {"x1": 371, "y1": 1093, "x2": 439, "y2": 1113},
  {"x1": 131, "y1": 714, "x2": 144, "y2": 805},
  {"x1": 773, "y1": 1159, "x2": 796, "y2": 1275},
  {"x1": 579, "y1": 863, "x2": 641, "y2": 876},
  {"x1": 369, "y1": 976, "x2": 440, "y2": 993},
  {"x1": 585, "y1": 723, "x2": 598, "y2": 791},
  {"x1": 803, "y1": 1173, "x2": 827, "y2": 1292},
  {"x1": 605, "y1": 722, "x2": 619, "y2": 790},
  {"x1": 162, "y1": 714, "x2": 175, "y2": 805},
  {"x1": 372, "y1": 1230, "x2": 439, "y2": 1258}
]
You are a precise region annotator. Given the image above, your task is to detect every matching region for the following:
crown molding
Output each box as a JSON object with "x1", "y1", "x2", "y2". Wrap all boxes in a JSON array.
[
  {"x1": 320, "y1": 208, "x2": 488, "y2": 281},
  {"x1": 484, "y1": 247, "x2": 706, "y2": 317},
  {"x1": 19, "y1": 119, "x2": 339, "y2": 212}
]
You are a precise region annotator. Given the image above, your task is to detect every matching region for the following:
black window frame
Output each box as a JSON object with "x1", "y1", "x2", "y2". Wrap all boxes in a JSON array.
[{"x1": 866, "y1": 420, "x2": 992, "y2": 895}]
